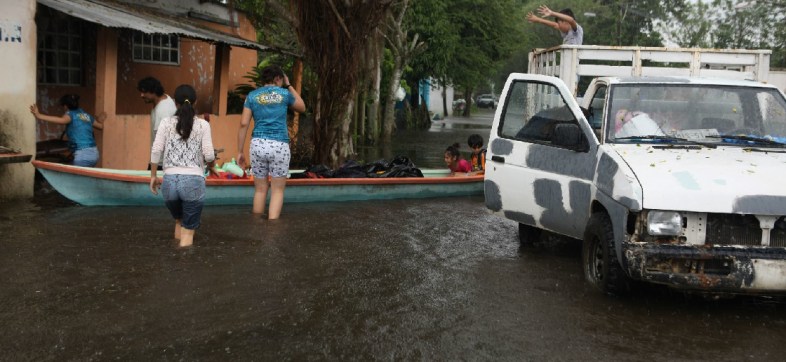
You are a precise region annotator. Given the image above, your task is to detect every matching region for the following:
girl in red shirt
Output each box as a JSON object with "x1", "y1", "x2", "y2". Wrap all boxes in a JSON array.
[{"x1": 444, "y1": 143, "x2": 471, "y2": 176}]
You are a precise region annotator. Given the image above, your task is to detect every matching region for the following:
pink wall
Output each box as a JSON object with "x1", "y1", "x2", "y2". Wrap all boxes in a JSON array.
[{"x1": 35, "y1": 10, "x2": 260, "y2": 170}]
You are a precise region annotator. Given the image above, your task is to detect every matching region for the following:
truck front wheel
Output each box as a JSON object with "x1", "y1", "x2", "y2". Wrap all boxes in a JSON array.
[{"x1": 583, "y1": 213, "x2": 629, "y2": 295}]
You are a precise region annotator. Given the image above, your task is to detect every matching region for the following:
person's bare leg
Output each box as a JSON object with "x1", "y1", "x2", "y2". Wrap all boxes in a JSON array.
[
  {"x1": 267, "y1": 177, "x2": 287, "y2": 219},
  {"x1": 179, "y1": 227, "x2": 194, "y2": 248},
  {"x1": 174, "y1": 219, "x2": 182, "y2": 239},
  {"x1": 252, "y1": 178, "x2": 270, "y2": 215}
]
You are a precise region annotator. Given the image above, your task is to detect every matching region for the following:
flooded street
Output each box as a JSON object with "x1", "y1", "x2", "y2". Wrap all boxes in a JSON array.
[{"x1": 3, "y1": 111, "x2": 786, "y2": 360}]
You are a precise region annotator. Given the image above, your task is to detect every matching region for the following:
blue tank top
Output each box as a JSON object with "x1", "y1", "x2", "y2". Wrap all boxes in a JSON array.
[
  {"x1": 65, "y1": 108, "x2": 96, "y2": 151},
  {"x1": 244, "y1": 85, "x2": 295, "y2": 142}
]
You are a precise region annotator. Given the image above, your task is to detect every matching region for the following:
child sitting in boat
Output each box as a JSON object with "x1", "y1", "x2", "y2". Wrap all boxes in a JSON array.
[
  {"x1": 467, "y1": 134, "x2": 487, "y2": 175},
  {"x1": 444, "y1": 143, "x2": 471, "y2": 177},
  {"x1": 30, "y1": 94, "x2": 104, "y2": 167}
]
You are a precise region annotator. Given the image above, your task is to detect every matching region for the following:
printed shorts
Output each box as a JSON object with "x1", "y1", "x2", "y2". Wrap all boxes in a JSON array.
[{"x1": 250, "y1": 138, "x2": 290, "y2": 178}]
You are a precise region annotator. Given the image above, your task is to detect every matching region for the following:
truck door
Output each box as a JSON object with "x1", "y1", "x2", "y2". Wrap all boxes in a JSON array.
[{"x1": 486, "y1": 75, "x2": 598, "y2": 239}]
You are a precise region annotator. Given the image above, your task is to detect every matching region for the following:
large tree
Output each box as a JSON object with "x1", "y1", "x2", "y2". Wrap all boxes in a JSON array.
[
  {"x1": 291, "y1": 1, "x2": 394, "y2": 166},
  {"x1": 380, "y1": 0, "x2": 425, "y2": 143},
  {"x1": 437, "y1": 0, "x2": 520, "y2": 116},
  {"x1": 234, "y1": 0, "x2": 394, "y2": 167}
]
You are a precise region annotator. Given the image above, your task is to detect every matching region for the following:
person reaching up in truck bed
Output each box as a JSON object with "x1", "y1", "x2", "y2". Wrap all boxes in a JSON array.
[
  {"x1": 526, "y1": 5, "x2": 583, "y2": 45},
  {"x1": 444, "y1": 143, "x2": 471, "y2": 177}
]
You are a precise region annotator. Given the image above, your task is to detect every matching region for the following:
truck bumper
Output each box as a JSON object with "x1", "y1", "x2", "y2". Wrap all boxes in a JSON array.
[{"x1": 623, "y1": 243, "x2": 786, "y2": 294}]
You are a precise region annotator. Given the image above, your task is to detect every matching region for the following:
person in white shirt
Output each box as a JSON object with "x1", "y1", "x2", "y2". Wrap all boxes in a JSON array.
[
  {"x1": 138, "y1": 76, "x2": 177, "y2": 170},
  {"x1": 149, "y1": 84, "x2": 216, "y2": 248}
]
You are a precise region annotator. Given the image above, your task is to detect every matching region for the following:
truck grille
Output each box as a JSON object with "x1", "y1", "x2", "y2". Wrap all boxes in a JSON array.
[{"x1": 705, "y1": 214, "x2": 786, "y2": 247}]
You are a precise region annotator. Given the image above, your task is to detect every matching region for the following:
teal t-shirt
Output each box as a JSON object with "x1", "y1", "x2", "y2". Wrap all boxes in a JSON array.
[
  {"x1": 65, "y1": 108, "x2": 96, "y2": 150},
  {"x1": 244, "y1": 85, "x2": 295, "y2": 142}
]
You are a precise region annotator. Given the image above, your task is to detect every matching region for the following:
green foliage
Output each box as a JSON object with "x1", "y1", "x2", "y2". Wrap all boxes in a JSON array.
[
  {"x1": 663, "y1": 0, "x2": 712, "y2": 47},
  {"x1": 407, "y1": 0, "x2": 460, "y2": 82},
  {"x1": 663, "y1": 0, "x2": 786, "y2": 68},
  {"x1": 405, "y1": 0, "x2": 522, "y2": 95},
  {"x1": 232, "y1": 56, "x2": 289, "y2": 96}
]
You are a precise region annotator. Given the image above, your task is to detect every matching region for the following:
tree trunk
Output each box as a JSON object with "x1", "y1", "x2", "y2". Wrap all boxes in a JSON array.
[
  {"x1": 366, "y1": 32, "x2": 383, "y2": 145},
  {"x1": 441, "y1": 80, "x2": 448, "y2": 118},
  {"x1": 462, "y1": 86, "x2": 472, "y2": 117},
  {"x1": 288, "y1": 59, "x2": 304, "y2": 146},
  {"x1": 292, "y1": 0, "x2": 393, "y2": 167},
  {"x1": 382, "y1": 57, "x2": 403, "y2": 143}
]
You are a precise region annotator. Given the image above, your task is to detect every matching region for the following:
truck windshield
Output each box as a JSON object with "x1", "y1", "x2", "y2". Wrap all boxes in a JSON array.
[{"x1": 606, "y1": 84, "x2": 786, "y2": 146}]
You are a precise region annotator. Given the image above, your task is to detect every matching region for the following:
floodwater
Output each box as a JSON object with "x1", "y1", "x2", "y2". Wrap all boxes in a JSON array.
[
  {"x1": 3, "y1": 110, "x2": 786, "y2": 360},
  {"x1": 355, "y1": 110, "x2": 494, "y2": 168}
]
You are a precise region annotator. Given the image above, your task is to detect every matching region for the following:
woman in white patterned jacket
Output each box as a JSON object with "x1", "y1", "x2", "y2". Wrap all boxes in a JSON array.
[{"x1": 149, "y1": 84, "x2": 217, "y2": 248}]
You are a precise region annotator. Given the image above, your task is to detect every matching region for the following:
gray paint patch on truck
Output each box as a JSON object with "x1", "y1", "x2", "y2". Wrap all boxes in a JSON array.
[
  {"x1": 619, "y1": 196, "x2": 641, "y2": 211},
  {"x1": 490, "y1": 138, "x2": 513, "y2": 156},
  {"x1": 733, "y1": 195, "x2": 786, "y2": 214},
  {"x1": 532, "y1": 179, "x2": 592, "y2": 237},
  {"x1": 534, "y1": 179, "x2": 572, "y2": 232},
  {"x1": 596, "y1": 153, "x2": 617, "y2": 195},
  {"x1": 504, "y1": 211, "x2": 536, "y2": 225},
  {"x1": 484, "y1": 180, "x2": 502, "y2": 211},
  {"x1": 525, "y1": 146, "x2": 595, "y2": 181}
]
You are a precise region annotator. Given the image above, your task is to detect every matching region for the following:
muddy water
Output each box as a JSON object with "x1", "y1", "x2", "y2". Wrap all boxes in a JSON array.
[
  {"x1": 2, "y1": 112, "x2": 786, "y2": 360},
  {"x1": 355, "y1": 111, "x2": 494, "y2": 168}
]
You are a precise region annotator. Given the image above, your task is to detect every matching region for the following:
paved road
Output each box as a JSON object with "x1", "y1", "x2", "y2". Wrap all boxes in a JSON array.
[{"x1": 1, "y1": 195, "x2": 785, "y2": 360}]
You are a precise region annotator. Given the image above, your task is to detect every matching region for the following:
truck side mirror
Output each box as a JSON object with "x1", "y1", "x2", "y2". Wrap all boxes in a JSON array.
[{"x1": 552, "y1": 123, "x2": 589, "y2": 152}]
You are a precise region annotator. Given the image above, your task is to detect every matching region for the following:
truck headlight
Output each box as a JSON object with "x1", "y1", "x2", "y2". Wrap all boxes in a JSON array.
[{"x1": 647, "y1": 211, "x2": 683, "y2": 236}]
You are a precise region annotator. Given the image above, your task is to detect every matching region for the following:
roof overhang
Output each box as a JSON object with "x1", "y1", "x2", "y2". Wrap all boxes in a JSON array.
[{"x1": 38, "y1": 0, "x2": 270, "y2": 52}]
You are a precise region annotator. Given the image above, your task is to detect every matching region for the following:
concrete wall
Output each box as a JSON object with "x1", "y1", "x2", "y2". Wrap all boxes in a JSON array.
[{"x1": 0, "y1": 0, "x2": 37, "y2": 199}]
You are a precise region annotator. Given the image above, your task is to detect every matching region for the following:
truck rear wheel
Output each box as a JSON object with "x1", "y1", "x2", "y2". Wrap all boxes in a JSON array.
[
  {"x1": 518, "y1": 223, "x2": 541, "y2": 246},
  {"x1": 583, "y1": 213, "x2": 629, "y2": 295}
]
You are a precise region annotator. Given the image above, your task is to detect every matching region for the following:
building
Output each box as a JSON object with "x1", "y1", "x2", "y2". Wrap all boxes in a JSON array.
[{"x1": 1, "y1": 0, "x2": 269, "y2": 199}]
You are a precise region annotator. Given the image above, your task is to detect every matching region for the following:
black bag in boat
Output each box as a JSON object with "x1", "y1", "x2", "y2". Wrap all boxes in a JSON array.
[
  {"x1": 290, "y1": 164, "x2": 334, "y2": 179},
  {"x1": 364, "y1": 159, "x2": 391, "y2": 177},
  {"x1": 376, "y1": 155, "x2": 423, "y2": 178},
  {"x1": 334, "y1": 159, "x2": 367, "y2": 178}
]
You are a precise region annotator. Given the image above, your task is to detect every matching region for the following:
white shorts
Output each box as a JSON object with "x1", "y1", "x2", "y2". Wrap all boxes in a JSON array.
[{"x1": 250, "y1": 138, "x2": 290, "y2": 178}]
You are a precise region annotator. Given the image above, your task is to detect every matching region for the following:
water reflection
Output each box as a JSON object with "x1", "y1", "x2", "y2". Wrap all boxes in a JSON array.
[{"x1": 356, "y1": 115, "x2": 493, "y2": 168}]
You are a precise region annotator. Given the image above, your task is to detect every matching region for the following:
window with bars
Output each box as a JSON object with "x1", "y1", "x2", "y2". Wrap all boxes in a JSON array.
[
  {"x1": 132, "y1": 32, "x2": 180, "y2": 65},
  {"x1": 36, "y1": 14, "x2": 83, "y2": 86}
]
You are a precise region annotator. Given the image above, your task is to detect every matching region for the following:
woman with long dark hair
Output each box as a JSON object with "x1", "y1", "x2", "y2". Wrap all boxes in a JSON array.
[
  {"x1": 149, "y1": 84, "x2": 216, "y2": 248},
  {"x1": 237, "y1": 65, "x2": 305, "y2": 219}
]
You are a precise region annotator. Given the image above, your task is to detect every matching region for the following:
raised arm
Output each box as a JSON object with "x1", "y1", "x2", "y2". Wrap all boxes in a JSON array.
[
  {"x1": 526, "y1": 11, "x2": 559, "y2": 30},
  {"x1": 93, "y1": 112, "x2": 106, "y2": 131},
  {"x1": 283, "y1": 74, "x2": 306, "y2": 113},
  {"x1": 538, "y1": 5, "x2": 578, "y2": 31},
  {"x1": 30, "y1": 104, "x2": 71, "y2": 125}
]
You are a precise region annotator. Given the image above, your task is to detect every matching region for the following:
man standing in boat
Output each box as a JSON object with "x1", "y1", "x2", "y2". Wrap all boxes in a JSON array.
[{"x1": 138, "y1": 76, "x2": 177, "y2": 170}]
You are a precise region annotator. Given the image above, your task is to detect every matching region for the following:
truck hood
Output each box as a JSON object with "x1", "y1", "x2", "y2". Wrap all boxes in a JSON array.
[{"x1": 611, "y1": 144, "x2": 786, "y2": 214}]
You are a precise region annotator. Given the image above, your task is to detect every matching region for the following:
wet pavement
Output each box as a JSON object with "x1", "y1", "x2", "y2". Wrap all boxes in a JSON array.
[{"x1": 3, "y1": 110, "x2": 786, "y2": 360}]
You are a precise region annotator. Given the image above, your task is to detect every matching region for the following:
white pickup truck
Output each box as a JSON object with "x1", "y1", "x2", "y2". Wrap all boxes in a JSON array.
[{"x1": 485, "y1": 45, "x2": 786, "y2": 295}]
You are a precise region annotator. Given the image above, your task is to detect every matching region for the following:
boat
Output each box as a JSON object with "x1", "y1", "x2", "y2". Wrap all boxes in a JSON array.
[{"x1": 32, "y1": 160, "x2": 484, "y2": 206}]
